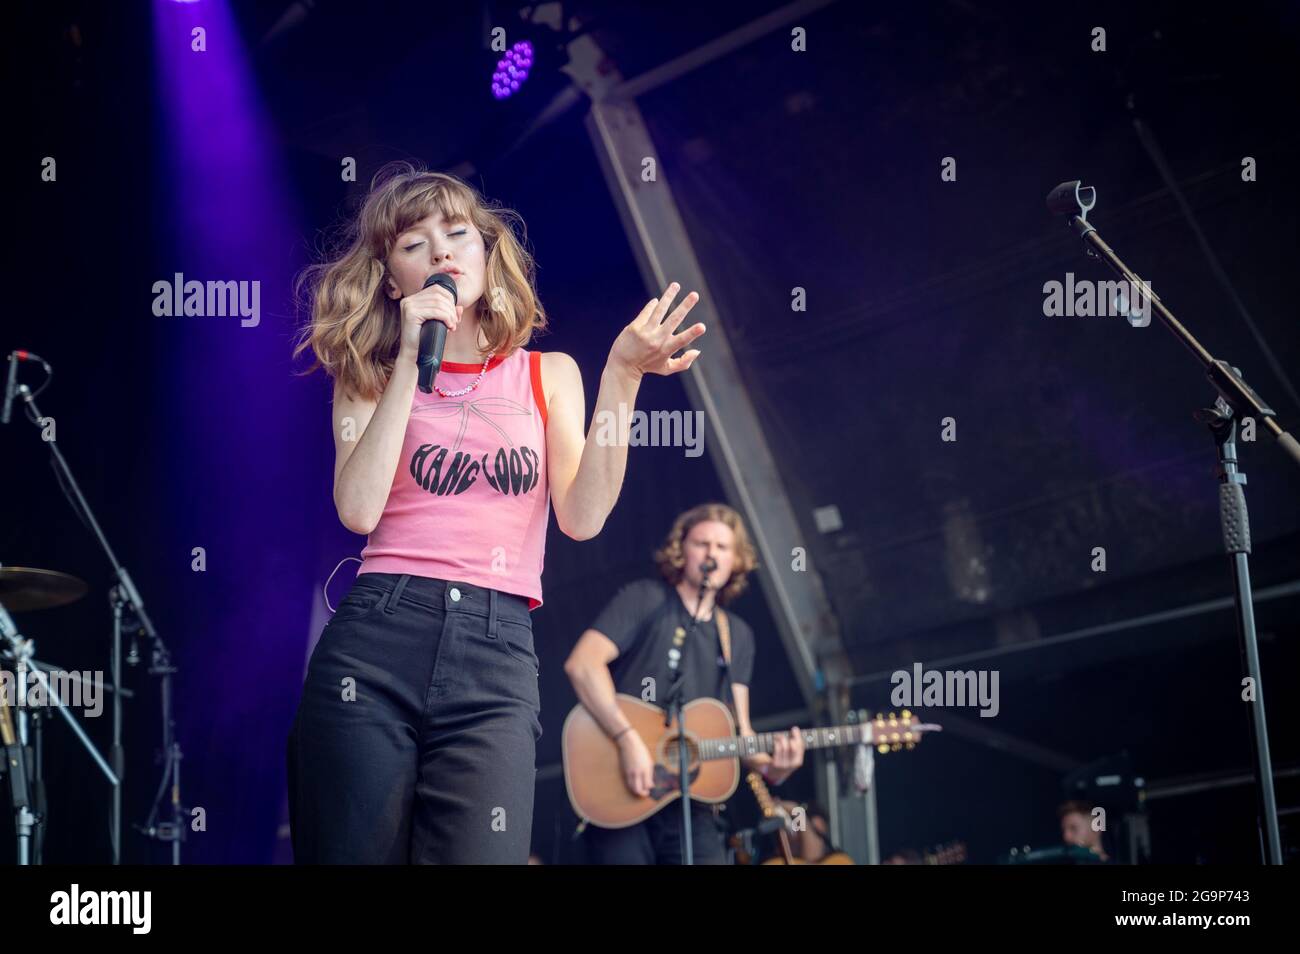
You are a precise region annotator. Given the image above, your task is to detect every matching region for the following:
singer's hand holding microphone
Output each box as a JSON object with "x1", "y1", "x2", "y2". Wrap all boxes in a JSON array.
[{"x1": 397, "y1": 275, "x2": 462, "y2": 360}]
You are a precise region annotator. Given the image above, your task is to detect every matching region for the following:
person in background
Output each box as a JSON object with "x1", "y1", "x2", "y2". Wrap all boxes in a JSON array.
[{"x1": 1058, "y1": 799, "x2": 1111, "y2": 862}]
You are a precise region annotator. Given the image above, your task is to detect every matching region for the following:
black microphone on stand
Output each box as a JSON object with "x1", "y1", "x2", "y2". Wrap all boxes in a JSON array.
[
  {"x1": 3, "y1": 350, "x2": 48, "y2": 425},
  {"x1": 417, "y1": 272, "x2": 458, "y2": 394},
  {"x1": 697, "y1": 557, "x2": 718, "y2": 612},
  {"x1": 697, "y1": 557, "x2": 718, "y2": 616},
  {"x1": 2, "y1": 351, "x2": 19, "y2": 425}
]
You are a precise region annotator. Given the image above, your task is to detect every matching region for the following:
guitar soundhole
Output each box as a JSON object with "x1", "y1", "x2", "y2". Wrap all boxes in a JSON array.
[
  {"x1": 649, "y1": 734, "x2": 703, "y2": 799},
  {"x1": 661, "y1": 733, "x2": 700, "y2": 770}
]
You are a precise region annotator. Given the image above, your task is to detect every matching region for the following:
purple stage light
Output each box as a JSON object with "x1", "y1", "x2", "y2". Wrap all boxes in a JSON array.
[
  {"x1": 151, "y1": 0, "x2": 318, "y2": 863},
  {"x1": 491, "y1": 40, "x2": 534, "y2": 100}
]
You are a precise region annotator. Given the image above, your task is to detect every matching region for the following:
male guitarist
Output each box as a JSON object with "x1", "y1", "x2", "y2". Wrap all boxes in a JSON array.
[{"x1": 564, "y1": 502, "x2": 805, "y2": 864}]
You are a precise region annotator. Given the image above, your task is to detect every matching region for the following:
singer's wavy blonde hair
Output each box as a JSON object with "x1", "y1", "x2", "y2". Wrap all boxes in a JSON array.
[
  {"x1": 292, "y1": 161, "x2": 548, "y2": 401},
  {"x1": 653, "y1": 503, "x2": 760, "y2": 606}
]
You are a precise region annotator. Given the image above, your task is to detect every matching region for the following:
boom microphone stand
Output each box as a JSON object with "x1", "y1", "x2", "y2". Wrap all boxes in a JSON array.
[
  {"x1": 4, "y1": 352, "x2": 185, "y2": 863},
  {"x1": 1047, "y1": 181, "x2": 1295, "y2": 864},
  {"x1": 661, "y1": 557, "x2": 717, "y2": 865},
  {"x1": 1, "y1": 603, "x2": 119, "y2": 863}
]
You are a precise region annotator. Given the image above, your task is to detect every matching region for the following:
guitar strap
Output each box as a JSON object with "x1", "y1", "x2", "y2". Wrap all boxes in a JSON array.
[
  {"x1": 716, "y1": 607, "x2": 732, "y2": 667},
  {"x1": 716, "y1": 606, "x2": 738, "y2": 719},
  {"x1": 713, "y1": 606, "x2": 736, "y2": 827}
]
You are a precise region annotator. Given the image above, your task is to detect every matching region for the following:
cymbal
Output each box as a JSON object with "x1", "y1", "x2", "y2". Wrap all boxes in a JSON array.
[{"x1": 0, "y1": 566, "x2": 89, "y2": 612}]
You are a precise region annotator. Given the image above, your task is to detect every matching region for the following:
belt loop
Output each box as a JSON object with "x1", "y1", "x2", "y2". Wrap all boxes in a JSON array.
[
  {"x1": 384, "y1": 574, "x2": 411, "y2": 614},
  {"x1": 487, "y1": 587, "x2": 499, "y2": 638}
]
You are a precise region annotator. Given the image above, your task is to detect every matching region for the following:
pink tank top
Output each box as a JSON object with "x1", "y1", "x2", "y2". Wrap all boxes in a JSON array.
[{"x1": 358, "y1": 347, "x2": 550, "y2": 610}]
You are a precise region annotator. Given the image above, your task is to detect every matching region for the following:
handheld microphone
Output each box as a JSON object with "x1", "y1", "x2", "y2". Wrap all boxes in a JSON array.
[
  {"x1": 700, "y1": 557, "x2": 717, "y2": 580},
  {"x1": 417, "y1": 272, "x2": 458, "y2": 394}
]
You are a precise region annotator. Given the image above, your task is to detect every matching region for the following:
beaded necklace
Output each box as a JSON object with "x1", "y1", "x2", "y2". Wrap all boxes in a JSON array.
[{"x1": 434, "y1": 353, "x2": 495, "y2": 398}]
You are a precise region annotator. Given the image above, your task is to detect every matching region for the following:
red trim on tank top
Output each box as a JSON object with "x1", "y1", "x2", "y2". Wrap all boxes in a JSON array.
[
  {"x1": 529, "y1": 350, "x2": 548, "y2": 428},
  {"x1": 440, "y1": 353, "x2": 508, "y2": 374}
]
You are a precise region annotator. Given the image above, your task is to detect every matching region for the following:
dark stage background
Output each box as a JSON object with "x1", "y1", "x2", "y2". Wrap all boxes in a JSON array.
[{"x1": 6, "y1": 0, "x2": 1299, "y2": 864}]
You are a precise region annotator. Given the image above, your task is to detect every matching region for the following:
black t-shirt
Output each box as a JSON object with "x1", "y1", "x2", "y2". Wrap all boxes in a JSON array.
[{"x1": 589, "y1": 578, "x2": 755, "y2": 709}]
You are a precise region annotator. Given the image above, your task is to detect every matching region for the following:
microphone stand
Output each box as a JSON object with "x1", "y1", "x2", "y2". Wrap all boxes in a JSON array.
[
  {"x1": 14, "y1": 660, "x2": 133, "y2": 864},
  {"x1": 662, "y1": 561, "x2": 715, "y2": 865},
  {"x1": 7, "y1": 364, "x2": 184, "y2": 864},
  {"x1": 1, "y1": 605, "x2": 119, "y2": 863},
  {"x1": 1048, "y1": 181, "x2": 1294, "y2": 864}
]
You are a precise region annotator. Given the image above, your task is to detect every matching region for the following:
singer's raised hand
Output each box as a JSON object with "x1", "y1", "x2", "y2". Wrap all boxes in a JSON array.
[
  {"x1": 398, "y1": 283, "x2": 463, "y2": 359},
  {"x1": 608, "y1": 282, "x2": 705, "y2": 380}
]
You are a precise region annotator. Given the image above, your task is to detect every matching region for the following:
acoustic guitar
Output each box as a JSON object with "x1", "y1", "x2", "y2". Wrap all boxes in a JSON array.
[
  {"x1": 562, "y1": 693, "x2": 939, "y2": 829},
  {"x1": 744, "y1": 771, "x2": 855, "y2": 865}
]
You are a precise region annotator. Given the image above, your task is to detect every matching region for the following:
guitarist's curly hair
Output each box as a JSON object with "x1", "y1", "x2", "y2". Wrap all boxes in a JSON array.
[{"x1": 653, "y1": 503, "x2": 759, "y2": 606}]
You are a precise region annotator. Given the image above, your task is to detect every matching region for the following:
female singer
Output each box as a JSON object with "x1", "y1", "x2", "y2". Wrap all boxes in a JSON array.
[{"x1": 287, "y1": 161, "x2": 704, "y2": 863}]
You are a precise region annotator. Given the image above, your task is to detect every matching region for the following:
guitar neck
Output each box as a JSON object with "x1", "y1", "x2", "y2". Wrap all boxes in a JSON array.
[{"x1": 700, "y1": 723, "x2": 871, "y2": 761}]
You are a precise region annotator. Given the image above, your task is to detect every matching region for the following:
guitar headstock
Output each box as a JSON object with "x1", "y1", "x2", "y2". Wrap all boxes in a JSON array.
[
  {"x1": 744, "y1": 770, "x2": 783, "y2": 819},
  {"x1": 851, "y1": 709, "x2": 936, "y2": 754},
  {"x1": 744, "y1": 772, "x2": 799, "y2": 834}
]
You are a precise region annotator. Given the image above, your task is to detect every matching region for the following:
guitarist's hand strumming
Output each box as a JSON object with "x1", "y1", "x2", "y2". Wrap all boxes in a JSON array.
[{"x1": 618, "y1": 730, "x2": 655, "y2": 797}]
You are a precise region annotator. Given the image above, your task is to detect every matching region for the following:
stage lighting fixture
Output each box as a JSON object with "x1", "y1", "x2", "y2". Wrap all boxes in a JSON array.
[{"x1": 491, "y1": 39, "x2": 535, "y2": 100}]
